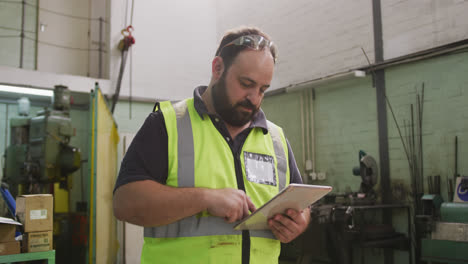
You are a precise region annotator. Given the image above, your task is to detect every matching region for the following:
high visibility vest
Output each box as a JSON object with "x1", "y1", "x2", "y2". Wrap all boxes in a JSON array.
[{"x1": 141, "y1": 98, "x2": 290, "y2": 264}]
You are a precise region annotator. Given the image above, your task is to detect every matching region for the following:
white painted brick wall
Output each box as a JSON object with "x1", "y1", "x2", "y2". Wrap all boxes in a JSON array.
[
  {"x1": 109, "y1": 0, "x2": 217, "y2": 100},
  {"x1": 37, "y1": 0, "x2": 91, "y2": 76},
  {"x1": 215, "y1": 0, "x2": 468, "y2": 92},
  {"x1": 382, "y1": 0, "x2": 468, "y2": 59},
  {"x1": 2, "y1": 0, "x2": 467, "y2": 100},
  {"x1": 215, "y1": 0, "x2": 375, "y2": 91}
]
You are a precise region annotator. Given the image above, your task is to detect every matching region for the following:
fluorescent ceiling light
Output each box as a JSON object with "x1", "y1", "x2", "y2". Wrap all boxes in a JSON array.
[{"x1": 0, "y1": 84, "x2": 53, "y2": 97}]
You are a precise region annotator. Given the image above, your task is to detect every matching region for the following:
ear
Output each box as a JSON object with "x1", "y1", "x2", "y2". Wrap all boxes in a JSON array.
[{"x1": 212, "y1": 56, "x2": 225, "y2": 81}]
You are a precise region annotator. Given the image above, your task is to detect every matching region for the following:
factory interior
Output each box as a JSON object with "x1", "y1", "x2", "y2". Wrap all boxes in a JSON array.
[{"x1": 0, "y1": 0, "x2": 467, "y2": 263}]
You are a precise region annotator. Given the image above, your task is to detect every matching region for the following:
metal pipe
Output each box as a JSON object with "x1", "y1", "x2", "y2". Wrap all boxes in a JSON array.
[
  {"x1": 34, "y1": 0, "x2": 39, "y2": 70},
  {"x1": 310, "y1": 88, "x2": 315, "y2": 172},
  {"x1": 305, "y1": 90, "x2": 310, "y2": 166},
  {"x1": 420, "y1": 85, "x2": 425, "y2": 195},
  {"x1": 428, "y1": 176, "x2": 433, "y2": 194},
  {"x1": 434, "y1": 175, "x2": 440, "y2": 195},
  {"x1": 362, "y1": 40, "x2": 468, "y2": 73},
  {"x1": 455, "y1": 136, "x2": 458, "y2": 178},
  {"x1": 411, "y1": 104, "x2": 417, "y2": 193},
  {"x1": 129, "y1": 47, "x2": 132, "y2": 119},
  {"x1": 87, "y1": 0, "x2": 92, "y2": 76},
  {"x1": 386, "y1": 98, "x2": 411, "y2": 164},
  {"x1": 98, "y1": 17, "x2": 103, "y2": 78},
  {"x1": 4, "y1": 104, "x2": 8, "y2": 149},
  {"x1": 20, "y1": 0, "x2": 25, "y2": 68},
  {"x1": 300, "y1": 92, "x2": 305, "y2": 175}
]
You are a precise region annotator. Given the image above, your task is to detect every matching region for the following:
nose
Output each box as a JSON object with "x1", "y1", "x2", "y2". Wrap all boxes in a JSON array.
[{"x1": 246, "y1": 89, "x2": 263, "y2": 106}]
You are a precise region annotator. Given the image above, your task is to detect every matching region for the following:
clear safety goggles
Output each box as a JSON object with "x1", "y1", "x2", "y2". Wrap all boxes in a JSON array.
[{"x1": 218, "y1": 34, "x2": 277, "y2": 61}]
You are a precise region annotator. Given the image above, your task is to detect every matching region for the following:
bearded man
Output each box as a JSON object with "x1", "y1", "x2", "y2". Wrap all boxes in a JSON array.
[{"x1": 113, "y1": 26, "x2": 309, "y2": 264}]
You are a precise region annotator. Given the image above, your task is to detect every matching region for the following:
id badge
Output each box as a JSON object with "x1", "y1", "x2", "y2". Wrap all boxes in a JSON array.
[{"x1": 244, "y1": 151, "x2": 276, "y2": 186}]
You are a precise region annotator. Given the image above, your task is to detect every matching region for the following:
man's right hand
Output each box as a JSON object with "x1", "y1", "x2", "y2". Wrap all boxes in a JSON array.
[{"x1": 205, "y1": 188, "x2": 256, "y2": 223}]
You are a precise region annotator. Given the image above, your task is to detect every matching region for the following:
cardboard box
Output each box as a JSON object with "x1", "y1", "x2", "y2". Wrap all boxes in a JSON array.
[
  {"x1": 16, "y1": 194, "x2": 53, "y2": 232},
  {"x1": 0, "y1": 224, "x2": 15, "y2": 243},
  {"x1": 22, "y1": 231, "x2": 53, "y2": 253},
  {"x1": 0, "y1": 241, "x2": 20, "y2": 256},
  {"x1": 0, "y1": 217, "x2": 22, "y2": 243}
]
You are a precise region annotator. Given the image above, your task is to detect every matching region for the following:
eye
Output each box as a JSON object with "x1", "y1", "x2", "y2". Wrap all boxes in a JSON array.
[{"x1": 240, "y1": 81, "x2": 254, "y2": 88}]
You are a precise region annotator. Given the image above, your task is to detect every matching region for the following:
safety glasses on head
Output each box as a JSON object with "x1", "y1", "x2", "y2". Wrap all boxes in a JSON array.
[{"x1": 218, "y1": 34, "x2": 277, "y2": 62}]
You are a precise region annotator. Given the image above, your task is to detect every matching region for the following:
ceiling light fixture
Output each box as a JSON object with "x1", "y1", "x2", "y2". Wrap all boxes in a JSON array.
[{"x1": 0, "y1": 84, "x2": 53, "y2": 97}]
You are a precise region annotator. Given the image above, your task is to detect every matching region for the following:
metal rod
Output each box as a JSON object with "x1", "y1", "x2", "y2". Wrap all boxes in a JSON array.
[
  {"x1": 305, "y1": 89, "x2": 310, "y2": 164},
  {"x1": 129, "y1": 47, "x2": 132, "y2": 119},
  {"x1": 310, "y1": 88, "x2": 315, "y2": 172},
  {"x1": 386, "y1": 97, "x2": 411, "y2": 163},
  {"x1": 428, "y1": 176, "x2": 433, "y2": 194},
  {"x1": 455, "y1": 136, "x2": 458, "y2": 177},
  {"x1": 111, "y1": 49, "x2": 128, "y2": 113},
  {"x1": 434, "y1": 175, "x2": 440, "y2": 195},
  {"x1": 405, "y1": 118, "x2": 418, "y2": 210},
  {"x1": 417, "y1": 93, "x2": 422, "y2": 195},
  {"x1": 98, "y1": 17, "x2": 103, "y2": 78},
  {"x1": 4, "y1": 104, "x2": 9, "y2": 148},
  {"x1": 420, "y1": 84, "x2": 424, "y2": 195},
  {"x1": 448, "y1": 178, "x2": 454, "y2": 202},
  {"x1": 300, "y1": 92, "x2": 305, "y2": 173},
  {"x1": 19, "y1": 0, "x2": 25, "y2": 68},
  {"x1": 411, "y1": 104, "x2": 417, "y2": 193},
  {"x1": 34, "y1": 0, "x2": 39, "y2": 70}
]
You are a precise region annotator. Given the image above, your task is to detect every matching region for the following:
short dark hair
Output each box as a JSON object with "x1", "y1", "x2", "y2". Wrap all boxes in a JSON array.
[{"x1": 215, "y1": 26, "x2": 277, "y2": 70}]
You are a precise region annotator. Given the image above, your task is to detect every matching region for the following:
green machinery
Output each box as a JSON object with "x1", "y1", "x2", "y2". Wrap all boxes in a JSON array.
[
  {"x1": 1, "y1": 85, "x2": 87, "y2": 264},
  {"x1": 418, "y1": 178, "x2": 468, "y2": 263},
  {"x1": 3, "y1": 85, "x2": 81, "y2": 198},
  {"x1": 2, "y1": 85, "x2": 82, "y2": 261}
]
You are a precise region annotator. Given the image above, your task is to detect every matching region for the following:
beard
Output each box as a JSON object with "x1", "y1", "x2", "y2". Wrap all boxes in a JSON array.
[{"x1": 211, "y1": 73, "x2": 259, "y2": 127}]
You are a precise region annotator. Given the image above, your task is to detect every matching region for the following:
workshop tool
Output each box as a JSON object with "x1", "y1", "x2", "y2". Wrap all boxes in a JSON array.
[{"x1": 351, "y1": 150, "x2": 378, "y2": 204}]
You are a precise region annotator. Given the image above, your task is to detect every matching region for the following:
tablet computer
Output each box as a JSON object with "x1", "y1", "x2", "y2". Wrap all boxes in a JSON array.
[{"x1": 233, "y1": 183, "x2": 332, "y2": 230}]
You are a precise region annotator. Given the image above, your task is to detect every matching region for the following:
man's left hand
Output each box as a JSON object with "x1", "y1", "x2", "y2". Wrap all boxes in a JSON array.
[{"x1": 268, "y1": 208, "x2": 310, "y2": 243}]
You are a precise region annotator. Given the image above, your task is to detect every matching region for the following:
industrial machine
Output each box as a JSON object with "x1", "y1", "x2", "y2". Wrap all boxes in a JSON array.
[
  {"x1": 351, "y1": 150, "x2": 378, "y2": 204},
  {"x1": 418, "y1": 176, "x2": 468, "y2": 263},
  {"x1": 1, "y1": 85, "x2": 82, "y2": 262},
  {"x1": 306, "y1": 151, "x2": 412, "y2": 264},
  {"x1": 3, "y1": 85, "x2": 81, "y2": 197}
]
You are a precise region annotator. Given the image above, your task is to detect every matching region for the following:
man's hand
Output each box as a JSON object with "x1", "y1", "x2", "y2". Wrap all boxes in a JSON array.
[
  {"x1": 205, "y1": 188, "x2": 257, "y2": 223},
  {"x1": 268, "y1": 208, "x2": 310, "y2": 243}
]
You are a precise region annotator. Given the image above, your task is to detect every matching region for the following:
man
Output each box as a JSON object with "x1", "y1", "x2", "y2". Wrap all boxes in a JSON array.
[{"x1": 113, "y1": 27, "x2": 309, "y2": 264}]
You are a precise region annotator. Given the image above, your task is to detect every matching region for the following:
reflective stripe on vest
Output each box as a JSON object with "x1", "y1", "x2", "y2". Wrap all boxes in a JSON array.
[
  {"x1": 173, "y1": 100, "x2": 194, "y2": 187},
  {"x1": 144, "y1": 215, "x2": 275, "y2": 239},
  {"x1": 145, "y1": 100, "x2": 286, "y2": 240},
  {"x1": 267, "y1": 120, "x2": 287, "y2": 192}
]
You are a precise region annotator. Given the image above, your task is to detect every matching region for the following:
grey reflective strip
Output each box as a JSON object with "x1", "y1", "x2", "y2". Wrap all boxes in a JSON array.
[
  {"x1": 144, "y1": 215, "x2": 276, "y2": 239},
  {"x1": 267, "y1": 121, "x2": 287, "y2": 192},
  {"x1": 145, "y1": 216, "x2": 241, "y2": 238},
  {"x1": 173, "y1": 100, "x2": 194, "y2": 188}
]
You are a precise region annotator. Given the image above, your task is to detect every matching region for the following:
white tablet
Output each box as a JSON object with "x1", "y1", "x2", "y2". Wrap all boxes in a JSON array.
[{"x1": 233, "y1": 184, "x2": 332, "y2": 230}]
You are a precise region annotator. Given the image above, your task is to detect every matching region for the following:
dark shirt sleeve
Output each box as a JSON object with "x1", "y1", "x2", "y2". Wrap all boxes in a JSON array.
[
  {"x1": 287, "y1": 139, "x2": 303, "y2": 184},
  {"x1": 113, "y1": 111, "x2": 169, "y2": 193}
]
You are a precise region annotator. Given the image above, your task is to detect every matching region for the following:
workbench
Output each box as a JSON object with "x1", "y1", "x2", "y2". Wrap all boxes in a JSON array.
[
  {"x1": 0, "y1": 250, "x2": 55, "y2": 263},
  {"x1": 335, "y1": 204, "x2": 413, "y2": 264}
]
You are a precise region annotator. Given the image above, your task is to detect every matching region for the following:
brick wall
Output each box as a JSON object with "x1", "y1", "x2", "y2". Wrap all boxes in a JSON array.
[
  {"x1": 263, "y1": 48, "x2": 468, "y2": 264},
  {"x1": 382, "y1": 0, "x2": 468, "y2": 59}
]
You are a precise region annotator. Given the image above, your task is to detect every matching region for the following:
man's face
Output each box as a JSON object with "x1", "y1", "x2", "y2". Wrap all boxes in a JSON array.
[{"x1": 212, "y1": 49, "x2": 274, "y2": 127}]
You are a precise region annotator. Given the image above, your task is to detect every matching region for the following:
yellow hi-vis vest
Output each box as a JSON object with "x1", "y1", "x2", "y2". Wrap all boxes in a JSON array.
[{"x1": 141, "y1": 98, "x2": 290, "y2": 264}]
